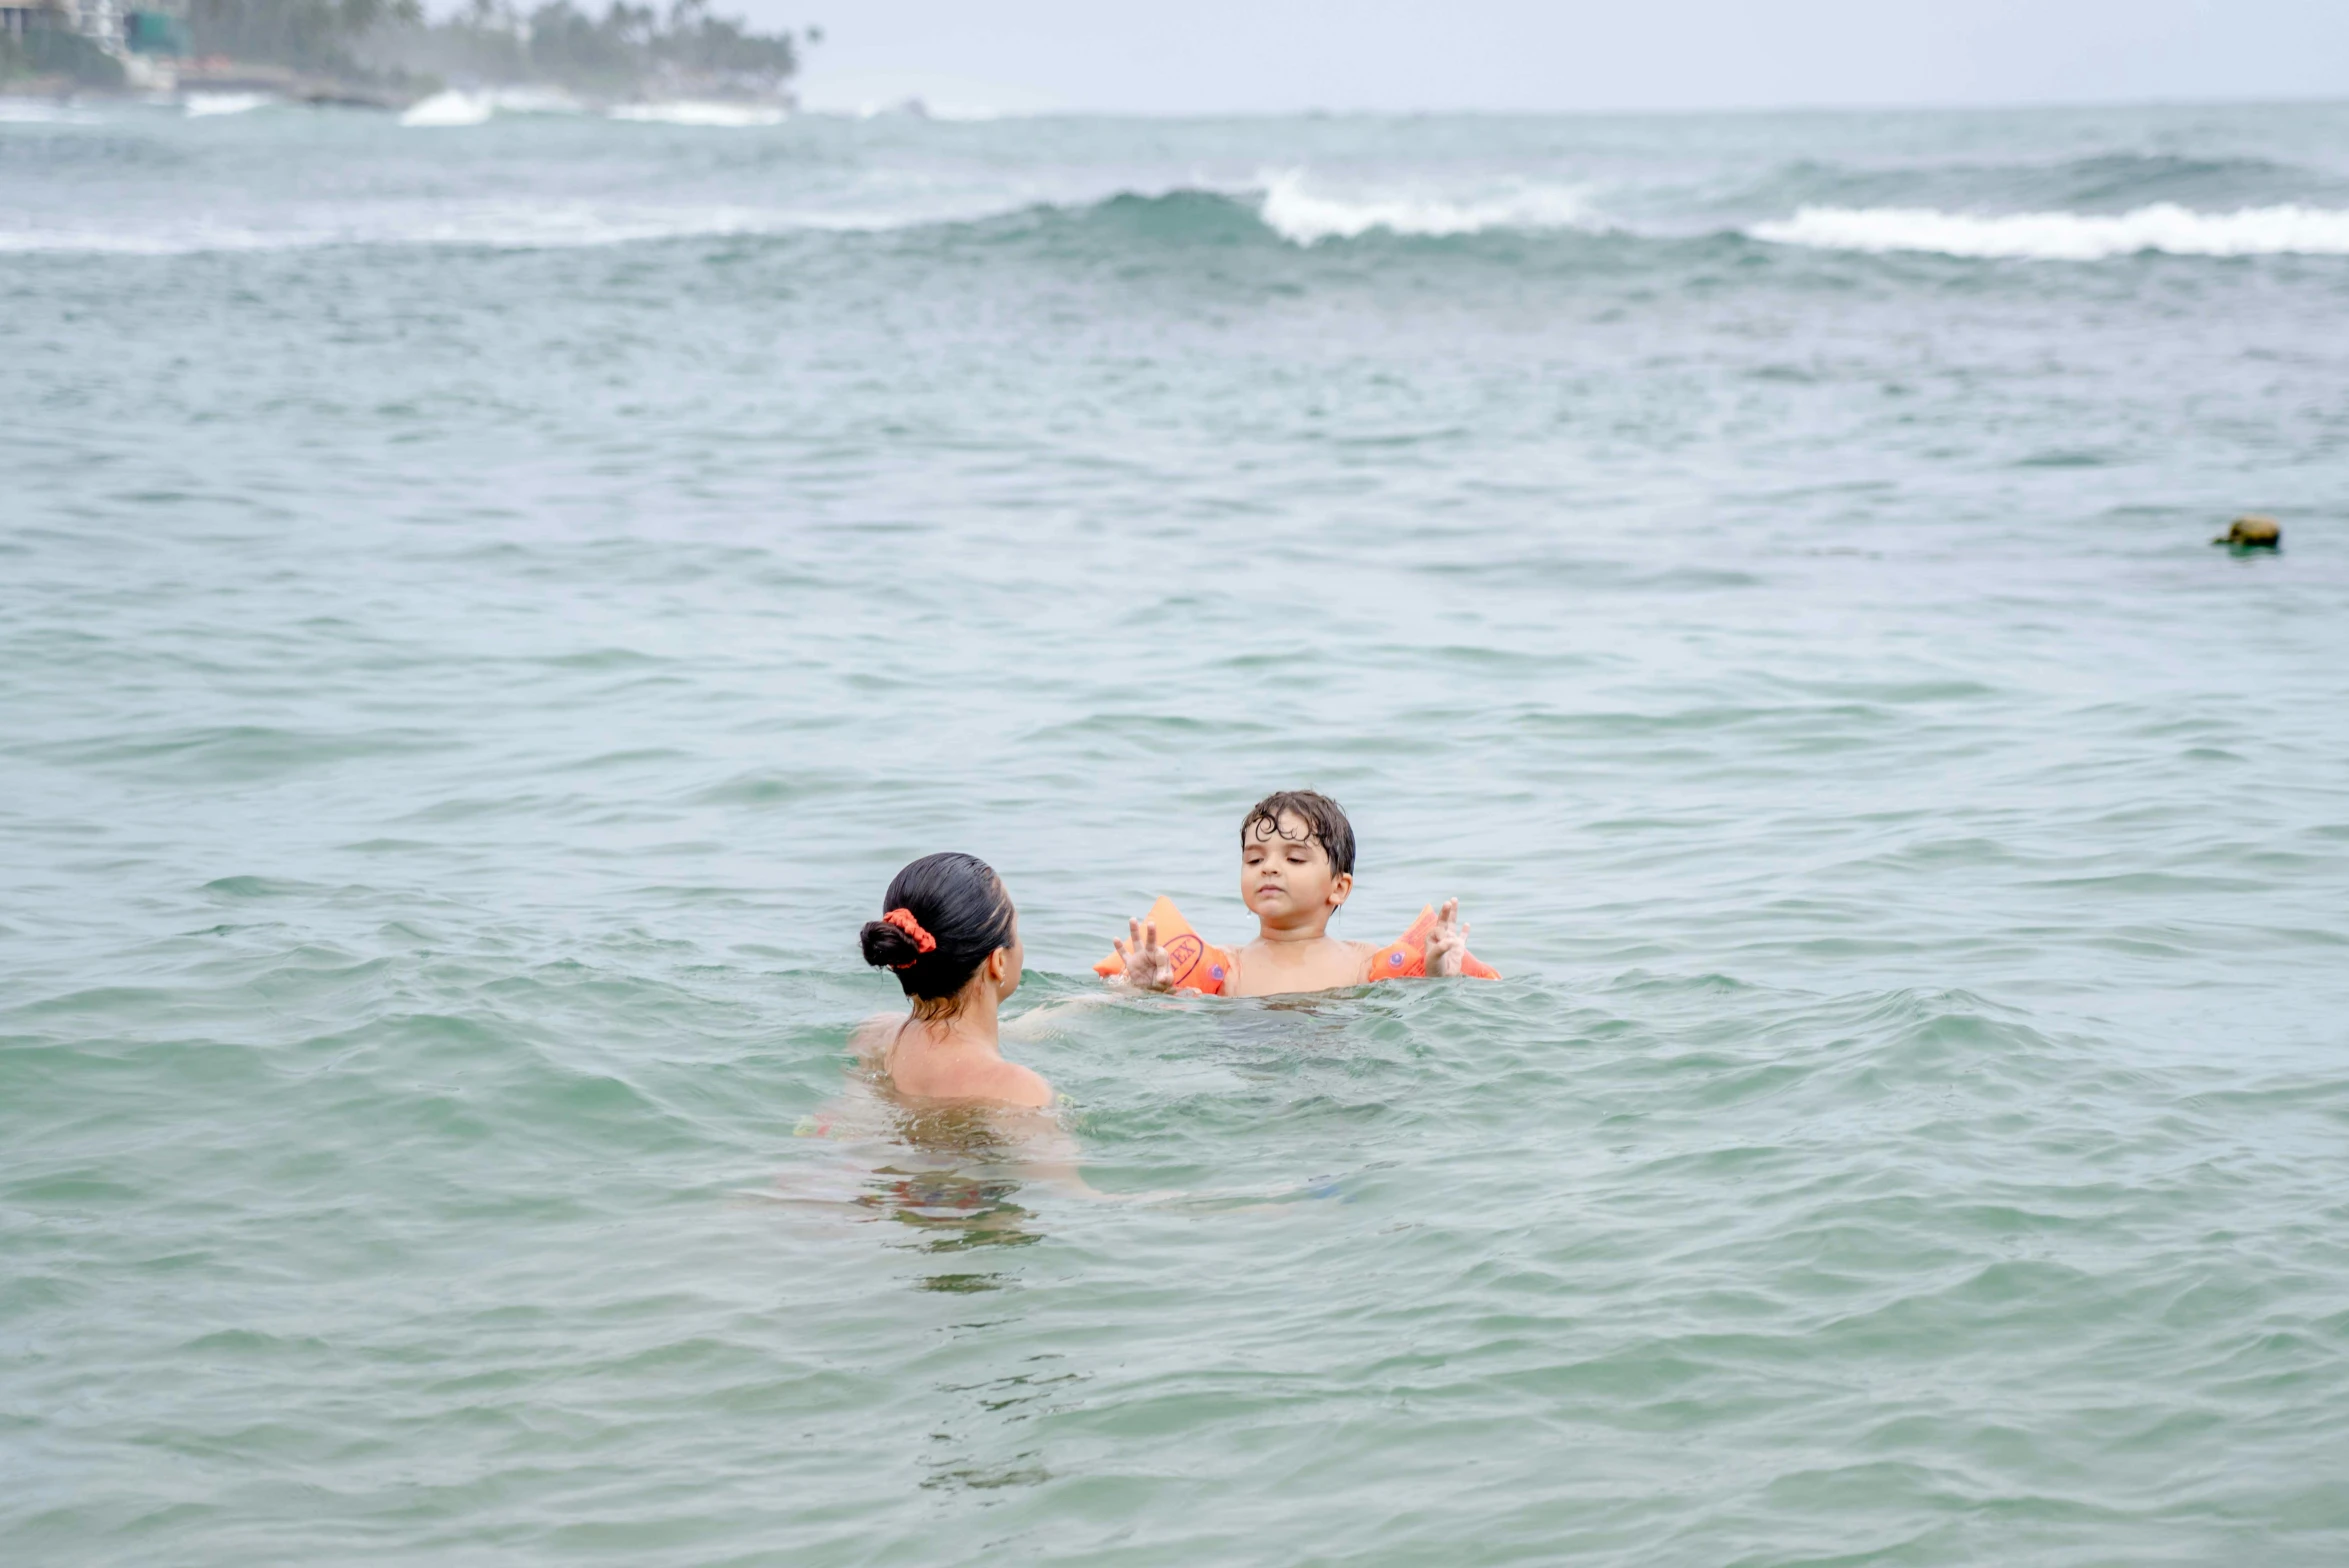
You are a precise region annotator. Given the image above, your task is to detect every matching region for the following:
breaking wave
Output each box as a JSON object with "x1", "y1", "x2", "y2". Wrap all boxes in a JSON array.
[
  {"x1": 608, "y1": 101, "x2": 787, "y2": 127},
  {"x1": 399, "y1": 90, "x2": 496, "y2": 128},
  {"x1": 0, "y1": 203, "x2": 795, "y2": 255},
  {"x1": 0, "y1": 175, "x2": 1604, "y2": 257},
  {"x1": 395, "y1": 90, "x2": 783, "y2": 128},
  {"x1": 1749, "y1": 202, "x2": 2349, "y2": 260},
  {"x1": 184, "y1": 92, "x2": 274, "y2": 118},
  {"x1": 0, "y1": 100, "x2": 100, "y2": 125},
  {"x1": 1255, "y1": 170, "x2": 1600, "y2": 245},
  {"x1": 9, "y1": 166, "x2": 2349, "y2": 264},
  {"x1": 397, "y1": 87, "x2": 588, "y2": 126}
]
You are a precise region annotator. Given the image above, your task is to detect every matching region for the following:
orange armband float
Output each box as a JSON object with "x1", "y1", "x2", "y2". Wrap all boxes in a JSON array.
[
  {"x1": 1093, "y1": 896, "x2": 1234, "y2": 995},
  {"x1": 1367, "y1": 905, "x2": 1500, "y2": 981}
]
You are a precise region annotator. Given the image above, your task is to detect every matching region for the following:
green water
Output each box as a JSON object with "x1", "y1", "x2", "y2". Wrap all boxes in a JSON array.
[{"x1": 4, "y1": 100, "x2": 2348, "y2": 1564}]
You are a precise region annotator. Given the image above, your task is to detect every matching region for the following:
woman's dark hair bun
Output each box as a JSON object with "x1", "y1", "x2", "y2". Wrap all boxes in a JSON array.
[
  {"x1": 859, "y1": 852, "x2": 1016, "y2": 1004},
  {"x1": 860, "y1": 919, "x2": 922, "y2": 970}
]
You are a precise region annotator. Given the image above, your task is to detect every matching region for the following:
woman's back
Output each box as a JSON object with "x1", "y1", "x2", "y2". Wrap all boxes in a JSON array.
[
  {"x1": 855, "y1": 1015, "x2": 1053, "y2": 1109},
  {"x1": 854, "y1": 853, "x2": 1052, "y2": 1111}
]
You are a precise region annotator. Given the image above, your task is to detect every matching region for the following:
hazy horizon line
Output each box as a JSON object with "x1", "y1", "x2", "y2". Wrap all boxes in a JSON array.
[{"x1": 793, "y1": 91, "x2": 2349, "y2": 121}]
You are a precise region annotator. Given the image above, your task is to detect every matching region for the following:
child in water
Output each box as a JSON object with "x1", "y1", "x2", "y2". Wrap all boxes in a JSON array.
[
  {"x1": 1111, "y1": 790, "x2": 1475, "y2": 997},
  {"x1": 853, "y1": 852, "x2": 1052, "y2": 1108}
]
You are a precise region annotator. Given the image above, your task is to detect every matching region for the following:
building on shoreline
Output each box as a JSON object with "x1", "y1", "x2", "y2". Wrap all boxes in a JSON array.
[
  {"x1": 3, "y1": 0, "x2": 185, "y2": 68},
  {"x1": 76, "y1": 0, "x2": 124, "y2": 52},
  {"x1": 1, "y1": 0, "x2": 64, "y2": 41}
]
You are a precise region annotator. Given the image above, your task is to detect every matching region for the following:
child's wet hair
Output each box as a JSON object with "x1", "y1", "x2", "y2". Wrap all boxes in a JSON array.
[
  {"x1": 860, "y1": 852, "x2": 1017, "y2": 1002},
  {"x1": 1241, "y1": 790, "x2": 1356, "y2": 877}
]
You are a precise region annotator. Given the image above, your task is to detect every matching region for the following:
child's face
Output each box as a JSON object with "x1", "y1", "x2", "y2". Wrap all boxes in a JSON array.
[{"x1": 1240, "y1": 811, "x2": 1353, "y2": 926}]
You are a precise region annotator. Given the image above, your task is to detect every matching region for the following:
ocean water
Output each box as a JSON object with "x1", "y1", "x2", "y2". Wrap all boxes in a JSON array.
[{"x1": 4, "y1": 98, "x2": 2349, "y2": 1565}]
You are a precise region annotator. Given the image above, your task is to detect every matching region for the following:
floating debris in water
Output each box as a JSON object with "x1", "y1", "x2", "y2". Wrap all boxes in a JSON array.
[{"x1": 2214, "y1": 514, "x2": 2282, "y2": 550}]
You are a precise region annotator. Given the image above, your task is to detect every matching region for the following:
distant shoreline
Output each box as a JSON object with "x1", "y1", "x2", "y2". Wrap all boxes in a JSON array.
[
  {"x1": 0, "y1": 0, "x2": 813, "y2": 114},
  {"x1": 5, "y1": 76, "x2": 2345, "y2": 121}
]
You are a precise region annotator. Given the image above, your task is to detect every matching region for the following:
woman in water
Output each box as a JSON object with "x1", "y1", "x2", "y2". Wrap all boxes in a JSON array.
[
  {"x1": 853, "y1": 852, "x2": 1052, "y2": 1109},
  {"x1": 781, "y1": 853, "x2": 1312, "y2": 1222}
]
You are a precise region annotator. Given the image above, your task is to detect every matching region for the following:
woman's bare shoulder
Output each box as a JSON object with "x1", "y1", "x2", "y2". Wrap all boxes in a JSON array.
[
  {"x1": 847, "y1": 1013, "x2": 902, "y2": 1060},
  {"x1": 978, "y1": 1059, "x2": 1054, "y2": 1109}
]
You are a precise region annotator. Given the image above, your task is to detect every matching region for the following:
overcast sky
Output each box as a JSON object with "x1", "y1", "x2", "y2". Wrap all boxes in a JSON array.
[{"x1": 755, "y1": 0, "x2": 2347, "y2": 116}]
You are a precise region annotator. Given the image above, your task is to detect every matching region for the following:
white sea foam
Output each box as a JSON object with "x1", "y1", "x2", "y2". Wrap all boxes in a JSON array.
[
  {"x1": 184, "y1": 92, "x2": 274, "y2": 118},
  {"x1": 1751, "y1": 203, "x2": 2349, "y2": 260},
  {"x1": 609, "y1": 101, "x2": 785, "y2": 127},
  {"x1": 0, "y1": 199, "x2": 969, "y2": 255},
  {"x1": 400, "y1": 90, "x2": 495, "y2": 128},
  {"x1": 486, "y1": 86, "x2": 585, "y2": 115},
  {"x1": 1256, "y1": 170, "x2": 1597, "y2": 246},
  {"x1": 0, "y1": 100, "x2": 101, "y2": 125},
  {"x1": 0, "y1": 223, "x2": 279, "y2": 254}
]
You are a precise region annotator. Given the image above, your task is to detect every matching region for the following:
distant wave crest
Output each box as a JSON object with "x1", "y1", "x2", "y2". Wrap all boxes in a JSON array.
[
  {"x1": 13, "y1": 179, "x2": 2349, "y2": 263},
  {"x1": 399, "y1": 90, "x2": 497, "y2": 128},
  {"x1": 1749, "y1": 202, "x2": 2349, "y2": 260},
  {"x1": 395, "y1": 91, "x2": 783, "y2": 128},
  {"x1": 184, "y1": 92, "x2": 274, "y2": 118},
  {"x1": 0, "y1": 203, "x2": 788, "y2": 255},
  {"x1": 0, "y1": 100, "x2": 100, "y2": 124},
  {"x1": 608, "y1": 101, "x2": 787, "y2": 127},
  {"x1": 397, "y1": 87, "x2": 594, "y2": 126},
  {"x1": 0, "y1": 176, "x2": 1607, "y2": 257},
  {"x1": 1256, "y1": 170, "x2": 1598, "y2": 245}
]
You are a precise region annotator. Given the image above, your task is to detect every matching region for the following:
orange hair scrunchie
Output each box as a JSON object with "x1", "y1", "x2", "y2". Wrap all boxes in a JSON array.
[{"x1": 882, "y1": 907, "x2": 936, "y2": 966}]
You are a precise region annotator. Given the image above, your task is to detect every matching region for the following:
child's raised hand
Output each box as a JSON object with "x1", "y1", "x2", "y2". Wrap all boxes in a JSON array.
[
  {"x1": 1113, "y1": 918, "x2": 1179, "y2": 991},
  {"x1": 1424, "y1": 898, "x2": 1470, "y2": 977}
]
